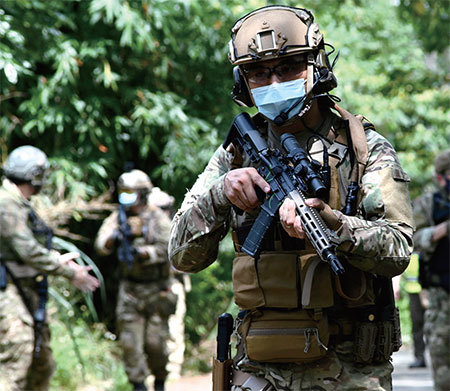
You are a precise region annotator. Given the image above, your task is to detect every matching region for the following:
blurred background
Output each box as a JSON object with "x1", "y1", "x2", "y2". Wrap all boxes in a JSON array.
[{"x1": 0, "y1": 0, "x2": 448, "y2": 390}]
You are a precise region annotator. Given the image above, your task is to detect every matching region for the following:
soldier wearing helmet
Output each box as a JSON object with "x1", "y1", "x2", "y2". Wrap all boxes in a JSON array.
[
  {"x1": 95, "y1": 169, "x2": 176, "y2": 391},
  {"x1": 0, "y1": 145, "x2": 99, "y2": 391},
  {"x1": 170, "y1": 5, "x2": 414, "y2": 391},
  {"x1": 412, "y1": 149, "x2": 450, "y2": 391}
]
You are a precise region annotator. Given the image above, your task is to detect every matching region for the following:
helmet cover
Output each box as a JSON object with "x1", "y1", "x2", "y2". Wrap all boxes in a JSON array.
[
  {"x1": 228, "y1": 5, "x2": 323, "y2": 66},
  {"x1": 2, "y1": 145, "x2": 49, "y2": 186}
]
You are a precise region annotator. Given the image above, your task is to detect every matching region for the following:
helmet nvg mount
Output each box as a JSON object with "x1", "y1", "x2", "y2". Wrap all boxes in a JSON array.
[
  {"x1": 117, "y1": 169, "x2": 153, "y2": 207},
  {"x1": 2, "y1": 145, "x2": 49, "y2": 187},
  {"x1": 229, "y1": 5, "x2": 337, "y2": 109}
]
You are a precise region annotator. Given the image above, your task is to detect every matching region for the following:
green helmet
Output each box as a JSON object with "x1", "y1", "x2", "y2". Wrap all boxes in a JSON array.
[{"x1": 2, "y1": 145, "x2": 49, "y2": 186}]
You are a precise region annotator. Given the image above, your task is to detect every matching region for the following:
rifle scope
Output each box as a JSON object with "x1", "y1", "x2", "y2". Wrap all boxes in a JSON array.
[{"x1": 280, "y1": 133, "x2": 327, "y2": 199}]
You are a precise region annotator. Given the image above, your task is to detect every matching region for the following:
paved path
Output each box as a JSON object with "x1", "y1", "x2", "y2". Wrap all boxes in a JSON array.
[
  {"x1": 392, "y1": 345, "x2": 434, "y2": 391},
  {"x1": 164, "y1": 345, "x2": 434, "y2": 391}
]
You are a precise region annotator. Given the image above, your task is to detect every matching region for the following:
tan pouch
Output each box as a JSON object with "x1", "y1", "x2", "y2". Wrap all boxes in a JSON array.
[
  {"x1": 233, "y1": 253, "x2": 299, "y2": 309},
  {"x1": 240, "y1": 309, "x2": 330, "y2": 363},
  {"x1": 257, "y1": 253, "x2": 299, "y2": 308},
  {"x1": 335, "y1": 263, "x2": 375, "y2": 308},
  {"x1": 232, "y1": 255, "x2": 265, "y2": 309},
  {"x1": 299, "y1": 253, "x2": 334, "y2": 309}
]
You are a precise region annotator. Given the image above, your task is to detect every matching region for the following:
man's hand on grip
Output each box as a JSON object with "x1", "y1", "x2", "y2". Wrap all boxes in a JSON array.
[{"x1": 224, "y1": 168, "x2": 270, "y2": 212}]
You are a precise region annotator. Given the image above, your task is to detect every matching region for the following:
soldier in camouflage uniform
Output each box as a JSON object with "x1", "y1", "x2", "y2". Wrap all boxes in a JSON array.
[
  {"x1": 0, "y1": 145, "x2": 100, "y2": 391},
  {"x1": 169, "y1": 5, "x2": 414, "y2": 391},
  {"x1": 95, "y1": 169, "x2": 176, "y2": 391},
  {"x1": 412, "y1": 150, "x2": 449, "y2": 391}
]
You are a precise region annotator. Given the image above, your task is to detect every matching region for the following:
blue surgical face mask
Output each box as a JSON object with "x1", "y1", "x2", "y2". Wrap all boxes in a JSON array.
[
  {"x1": 118, "y1": 191, "x2": 138, "y2": 207},
  {"x1": 250, "y1": 78, "x2": 307, "y2": 122}
]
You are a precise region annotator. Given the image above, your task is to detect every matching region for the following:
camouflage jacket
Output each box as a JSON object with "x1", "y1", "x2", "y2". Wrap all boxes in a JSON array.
[
  {"x1": 413, "y1": 186, "x2": 450, "y2": 261},
  {"x1": 0, "y1": 178, "x2": 75, "y2": 279},
  {"x1": 95, "y1": 203, "x2": 172, "y2": 281},
  {"x1": 169, "y1": 109, "x2": 414, "y2": 277}
]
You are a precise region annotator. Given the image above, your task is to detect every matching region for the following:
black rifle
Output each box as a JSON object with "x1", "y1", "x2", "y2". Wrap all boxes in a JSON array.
[
  {"x1": 224, "y1": 112, "x2": 344, "y2": 275},
  {"x1": 28, "y1": 209, "x2": 52, "y2": 359},
  {"x1": 117, "y1": 204, "x2": 137, "y2": 268}
]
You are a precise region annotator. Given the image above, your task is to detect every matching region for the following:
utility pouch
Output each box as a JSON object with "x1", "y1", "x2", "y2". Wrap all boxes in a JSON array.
[
  {"x1": 353, "y1": 306, "x2": 378, "y2": 364},
  {"x1": 374, "y1": 321, "x2": 393, "y2": 362},
  {"x1": 374, "y1": 307, "x2": 402, "y2": 362},
  {"x1": 156, "y1": 289, "x2": 178, "y2": 318},
  {"x1": 239, "y1": 309, "x2": 329, "y2": 363},
  {"x1": 232, "y1": 253, "x2": 299, "y2": 309},
  {"x1": 392, "y1": 307, "x2": 402, "y2": 352}
]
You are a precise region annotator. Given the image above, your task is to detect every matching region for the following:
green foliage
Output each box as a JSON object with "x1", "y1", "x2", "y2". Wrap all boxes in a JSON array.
[
  {"x1": 49, "y1": 313, "x2": 130, "y2": 391},
  {"x1": 1, "y1": 0, "x2": 448, "y2": 381},
  {"x1": 184, "y1": 234, "x2": 235, "y2": 347},
  {"x1": 397, "y1": 0, "x2": 449, "y2": 54},
  {"x1": 0, "y1": 0, "x2": 255, "y2": 202}
]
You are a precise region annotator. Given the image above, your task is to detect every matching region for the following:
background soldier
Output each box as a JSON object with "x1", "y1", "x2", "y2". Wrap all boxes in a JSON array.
[
  {"x1": 393, "y1": 252, "x2": 427, "y2": 368},
  {"x1": 149, "y1": 186, "x2": 188, "y2": 381},
  {"x1": 412, "y1": 149, "x2": 449, "y2": 391},
  {"x1": 95, "y1": 169, "x2": 176, "y2": 391},
  {"x1": 169, "y1": 5, "x2": 413, "y2": 391},
  {"x1": 0, "y1": 145, "x2": 99, "y2": 391}
]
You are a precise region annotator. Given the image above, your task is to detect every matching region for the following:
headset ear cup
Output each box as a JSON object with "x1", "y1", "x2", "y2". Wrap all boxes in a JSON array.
[
  {"x1": 231, "y1": 66, "x2": 254, "y2": 107},
  {"x1": 313, "y1": 49, "x2": 338, "y2": 94}
]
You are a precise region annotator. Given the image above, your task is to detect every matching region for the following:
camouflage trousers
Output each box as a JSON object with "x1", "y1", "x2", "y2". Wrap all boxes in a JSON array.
[
  {"x1": 116, "y1": 279, "x2": 174, "y2": 384},
  {"x1": 424, "y1": 286, "x2": 450, "y2": 391},
  {"x1": 232, "y1": 340, "x2": 393, "y2": 391},
  {"x1": 0, "y1": 282, "x2": 55, "y2": 391}
]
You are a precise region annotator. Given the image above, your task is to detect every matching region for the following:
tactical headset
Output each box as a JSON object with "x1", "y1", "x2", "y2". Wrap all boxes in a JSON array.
[{"x1": 228, "y1": 5, "x2": 337, "y2": 109}]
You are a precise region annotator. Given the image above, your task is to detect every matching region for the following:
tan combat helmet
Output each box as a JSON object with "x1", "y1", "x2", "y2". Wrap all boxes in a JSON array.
[
  {"x1": 229, "y1": 6, "x2": 322, "y2": 66},
  {"x1": 229, "y1": 5, "x2": 337, "y2": 107},
  {"x1": 117, "y1": 169, "x2": 153, "y2": 207}
]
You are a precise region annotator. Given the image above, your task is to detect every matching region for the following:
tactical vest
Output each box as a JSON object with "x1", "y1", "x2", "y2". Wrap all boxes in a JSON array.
[
  {"x1": 231, "y1": 105, "x2": 381, "y2": 364},
  {"x1": 427, "y1": 192, "x2": 450, "y2": 291}
]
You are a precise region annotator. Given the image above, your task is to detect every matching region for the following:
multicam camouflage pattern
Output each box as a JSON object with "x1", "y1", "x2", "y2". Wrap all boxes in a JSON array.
[
  {"x1": 423, "y1": 286, "x2": 450, "y2": 391},
  {"x1": 412, "y1": 190, "x2": 441, "y2": 259},
  {"x1": 169, "y1": 110, "x2": 413, "y2": 275},
  {"x1": 413, "y1": 188, "x2": 449, "y2": 391},
  {"x1": 232, "y1": 340, "x2": 393, "y2": 391},
  {"x1": 116, "y1": 279, "x2": 171, "y2": 382},
  {"x1": 0, "y1": 283, "x2": 55, "y2": 391},
  {"x1": 95, "y1": 203, "x2": 174, "y2": 383},
  {"x1": 0, "y1": 178, "x2": 74, "y2": 391},
  {"x1": 0, "y1": 178, "x2": 75, "y2": 279},
  {"x1": 169, "y1": 108, "x2": 413, "y2": 390}
]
